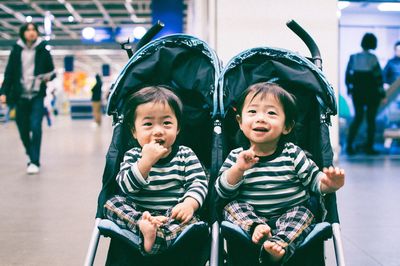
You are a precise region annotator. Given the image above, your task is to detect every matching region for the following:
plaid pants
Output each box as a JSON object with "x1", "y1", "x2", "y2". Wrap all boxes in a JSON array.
[
  {"x1": 104, "y1": 195, "x2": 200, "y2": 256},
  {"x1": 223, "y1": 201, "x2": 314, "y2": 264}
]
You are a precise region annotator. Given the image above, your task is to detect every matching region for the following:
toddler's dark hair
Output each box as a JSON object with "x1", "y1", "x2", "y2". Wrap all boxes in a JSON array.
[{"x1": 123, "y1": 86, "x2": 183, "y2": 131}]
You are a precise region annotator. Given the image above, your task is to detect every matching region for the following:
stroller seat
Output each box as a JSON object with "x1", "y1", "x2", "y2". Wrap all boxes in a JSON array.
[
  {"x1": 215, "y1": 43, "x2": 340, "y2": 265},
  {"x1": 85, "y1": 32, "x2": 221, "y2": 266}
]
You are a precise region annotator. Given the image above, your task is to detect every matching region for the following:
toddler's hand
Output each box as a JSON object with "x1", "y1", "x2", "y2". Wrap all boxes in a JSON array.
[
  {"x1": 171, "y1": 202, "x2": 195, "y2": 224},
  {"x1": 321, "y1": 166, "x2": 345, "y2": 193},
  {"x1": 141, "y1": 141, "x2": 169, "y2": 165},
  {"x1": 236, "y1": 148, "x2": 259, "y2": 172},
  {"x1": 0, "y1": 95, "x2": 6, "y2": 104}
]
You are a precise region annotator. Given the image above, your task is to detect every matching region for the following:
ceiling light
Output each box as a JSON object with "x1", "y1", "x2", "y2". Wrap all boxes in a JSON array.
[
  {"x1": 68, "y1": 16, "x2": 74, "y2": 22},
  {"x1": 378, "y1": 3, "x2": 400, "y2": 12},
  {"x1": 338, "y1": 1, "x2": 350, "y2": 10},
  {"x1": 133, "y1": 26, "x2": 146, "y2": 39},
  {"x1": 82, "y1": 27, "x2": 95, "y2": 40},
  {"x1": 26, "y1": 16, "x2": 32, "y2": 22}
]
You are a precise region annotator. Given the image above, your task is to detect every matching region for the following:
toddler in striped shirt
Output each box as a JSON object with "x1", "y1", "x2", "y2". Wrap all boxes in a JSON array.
[
  {"x1": 104, "y1": 86, "x2": 208, "y2": 255},
  {"x1": 215, "y1": 82, "x2": 344, "y2": 263}
]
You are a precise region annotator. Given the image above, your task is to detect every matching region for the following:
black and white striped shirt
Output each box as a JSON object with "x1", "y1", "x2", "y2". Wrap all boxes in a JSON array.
[
  {"x1": 116, "y1": 145, "x2": 208, "y2": 211},
  {"x1": 215, "y1": 142, "x2": 323, "y2": 217}
]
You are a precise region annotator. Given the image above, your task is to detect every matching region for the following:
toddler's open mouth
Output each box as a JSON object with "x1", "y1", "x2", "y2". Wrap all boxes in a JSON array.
[
  {"x1": 253, "y1": 127, "x2": 268, "y2": 132},
  {"x1": 155, "y1": 139, "x2": 165, "y2": 145}
]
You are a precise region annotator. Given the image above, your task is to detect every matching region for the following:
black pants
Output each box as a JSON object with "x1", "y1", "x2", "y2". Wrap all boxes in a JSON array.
[
  {"x1": 347, "y1": 92, "x2": 380, "y2": 150},
  {"x1": 15, "y1": 96, "x2": 44, "y2": 166}
]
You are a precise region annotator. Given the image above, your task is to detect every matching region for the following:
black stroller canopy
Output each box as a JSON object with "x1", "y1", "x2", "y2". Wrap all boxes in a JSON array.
[
  {"x1": 105, "y1": 35, "x2": 220, "y2": 169},
  {"x1": 219, "y1": 47, "x2": 337, "y2": 117},
  {"x1": 107, "y1": 35, "x2": 220, "y2": 118}
]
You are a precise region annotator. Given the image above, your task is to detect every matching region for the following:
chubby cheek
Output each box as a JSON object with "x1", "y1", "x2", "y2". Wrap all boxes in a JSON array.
[{"x1": 132, "y1": 130, "x2": 150, "y2": 144}]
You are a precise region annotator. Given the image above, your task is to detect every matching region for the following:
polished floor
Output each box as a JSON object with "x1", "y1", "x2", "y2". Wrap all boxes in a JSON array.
[{"x1": 0, "y1": 116, "x2": 399, "y2": 266}]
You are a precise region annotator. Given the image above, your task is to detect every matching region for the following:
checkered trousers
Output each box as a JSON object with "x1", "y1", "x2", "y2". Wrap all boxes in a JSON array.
[
  {"x1": 104, "y1": 195, "x2": 200, "y2": 256},
  {"x1": 223, "y1": 201, "x2": 314, "y2": 264}
]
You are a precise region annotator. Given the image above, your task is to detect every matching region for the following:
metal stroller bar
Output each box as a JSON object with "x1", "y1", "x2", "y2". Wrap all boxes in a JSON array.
[
  {"x1": 333, "y1": 223, "x2": 346, "y2": 266},
  {"x1": 84, "y1": 218, "x2": 101, "y2": 266},
  {"x1": 286, "y1": 19, "x2": 322, "y2": 70},
  {"x1": 288, "y1": 20, "x2": 346, "y2": 265},
  {"x1": 119, "y1": 21, "x2": 164, "y2": 59},
  {"x1": 135, "y1": 20, "x2": 164, "y2": 52}
]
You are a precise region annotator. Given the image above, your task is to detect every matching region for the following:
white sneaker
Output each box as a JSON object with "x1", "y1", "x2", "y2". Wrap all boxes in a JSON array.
[{"x1": 27, "y1": 163, "x2": 40, "y2": 174}]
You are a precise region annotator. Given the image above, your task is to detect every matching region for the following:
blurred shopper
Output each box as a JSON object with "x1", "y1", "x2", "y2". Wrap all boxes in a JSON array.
[
  {"x1": 0, "y1": 22, "x2": 55, "y2": 174},
  {"x1": 91, "y1": 74, "x2": 103, "y2": 126},
  {"x1": 383, "y1": 41, "x2": 400, "y2": 89},
  {"x1": 345, "y1": 33, "x2": 385, "y2": 155}
]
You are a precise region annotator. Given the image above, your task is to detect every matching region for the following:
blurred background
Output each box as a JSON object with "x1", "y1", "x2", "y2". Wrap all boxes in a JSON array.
[{"x1": 1, "y1": 1, "x2": 400, "y2": 265}]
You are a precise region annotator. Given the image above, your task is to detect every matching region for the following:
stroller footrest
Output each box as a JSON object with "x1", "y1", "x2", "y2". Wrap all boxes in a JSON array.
[
  {"x1": 98, "y1": 219, "x2": 209, "y2": 250},
  {"x1": 221, "y1": 221, "x2": 332, "y2": 249},
  {"x1": 298, "y1": 222, "x2": 332, "y2": 249},
  {"x1": 98, "y1": 219, "x2": 140, "y2": 249}
]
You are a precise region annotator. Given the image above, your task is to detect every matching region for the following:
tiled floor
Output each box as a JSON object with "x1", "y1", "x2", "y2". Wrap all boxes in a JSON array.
[{"x1": 0, "y1": 116, "x2": 399, "y2": 265}]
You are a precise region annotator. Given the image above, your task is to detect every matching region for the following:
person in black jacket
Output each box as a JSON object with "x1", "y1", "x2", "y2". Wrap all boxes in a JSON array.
[
  {"x1": 91, "y1": 74, "x2": 103, "y2": 126},
  {"x1": 0, "y1": 22, "x2": 55, "y2": 174},
  {"x1": 345, "y1": 33, "x2": 385, "y2": 155}
]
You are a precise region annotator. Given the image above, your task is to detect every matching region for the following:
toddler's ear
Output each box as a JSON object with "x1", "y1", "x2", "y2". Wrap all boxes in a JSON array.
[
  {"x1": 283, "y1": 122, "x2": 295, "y2": 135},
  {"x1": 236, "y1": 114, "x2": 242, "y2": 124},
  {"x1": 131, "y1": 128, "x2": 137, "y2": 139}
]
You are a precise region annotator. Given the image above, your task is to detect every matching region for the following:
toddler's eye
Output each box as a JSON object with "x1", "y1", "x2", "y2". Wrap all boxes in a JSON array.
[
  {"x1": 268, "y1": 111, "x2": 277, "y2": 115},
  {"x1": 164, "y1": 121, "x2": 173, "y2": 125},
  {"x1": 247, "y1": 109, "x2": 256, "y2": 114},
  {"x1": 143, "y1": 122, "x2": 152, "y2": 126}
]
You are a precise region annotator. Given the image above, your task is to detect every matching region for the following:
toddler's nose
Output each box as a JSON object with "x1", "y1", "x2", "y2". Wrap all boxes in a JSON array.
[
  {"x1": 153, "y1": 125, "x2": 164, "y2": 136},
  {"x1": 256, "y1": 113, "x2": 267, "y2": 122}
]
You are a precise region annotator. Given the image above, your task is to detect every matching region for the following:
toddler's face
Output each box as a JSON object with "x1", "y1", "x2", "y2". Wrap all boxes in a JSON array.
[
  {"x1": 132, "y1": 101, "x2": 179, "y2": 154},
  {"x1": 237, "y1": 92, "x2": 290, "y2": 148}
]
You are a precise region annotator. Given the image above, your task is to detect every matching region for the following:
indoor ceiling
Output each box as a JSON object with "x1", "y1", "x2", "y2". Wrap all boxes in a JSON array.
[{"x1": 0, "y1": 0, "x2": 187, "y2": 75}]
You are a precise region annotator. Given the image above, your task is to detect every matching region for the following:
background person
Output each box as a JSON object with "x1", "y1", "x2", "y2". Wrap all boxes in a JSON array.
[
  {"x1": 0, "y1": 22, "x2": 55, "y2": 174},
  {"x1": 345, "y1": 33, "x2": 385, "y2": 155},
  {"x1": 91, "y1": 73, "x2": 102, "y2": 126},
  {"x1": 383, "y1": 41, "x2": 400, "y2": 89}
]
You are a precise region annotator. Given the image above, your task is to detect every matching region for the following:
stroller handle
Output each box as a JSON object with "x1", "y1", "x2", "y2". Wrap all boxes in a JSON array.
[
  {"x1": 286, "y1": 20, "x2": 322, "y2": 69},
  {"x1": 135, "y1": 20, "x2": 165, "y2": 53}
]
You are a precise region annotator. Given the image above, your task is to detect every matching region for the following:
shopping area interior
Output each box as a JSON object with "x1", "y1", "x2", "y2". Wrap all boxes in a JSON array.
[{"x1": 1, "y1": 1, "x2": 400, "y2": 265}]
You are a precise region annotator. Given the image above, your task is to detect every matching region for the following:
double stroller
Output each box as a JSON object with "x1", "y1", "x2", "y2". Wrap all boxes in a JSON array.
[{"x1": 85, "y1": 20, "x2": 345, "y2": 266}]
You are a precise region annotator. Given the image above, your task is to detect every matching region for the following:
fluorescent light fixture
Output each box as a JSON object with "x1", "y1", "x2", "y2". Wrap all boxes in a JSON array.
[
  {"x1": 338, "y1": 1, "x2": 350, "y2": 10},
  {"x1": 82, "y1": 27, "x2": 95, "y2": 40},
  {"x1": 44, "y1": 11, "x2": 52, "y2": 36},
  {"x1": 378, "y1": 3, "x2": 400, "y2": 12}
]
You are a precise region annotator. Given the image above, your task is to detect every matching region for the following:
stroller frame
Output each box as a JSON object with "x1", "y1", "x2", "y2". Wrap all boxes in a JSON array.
[{"x1": 85, "y1": 20, "x2": 345, "y2": 266}]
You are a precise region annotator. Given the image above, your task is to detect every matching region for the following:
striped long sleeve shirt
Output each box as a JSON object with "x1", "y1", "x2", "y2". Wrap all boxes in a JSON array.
[
  {"x1": 215, "y1": 142, "x2": 324, "y2": 217},
  {"x1": 116, "y1": 145, "x2": 208, "y2": 211}
]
